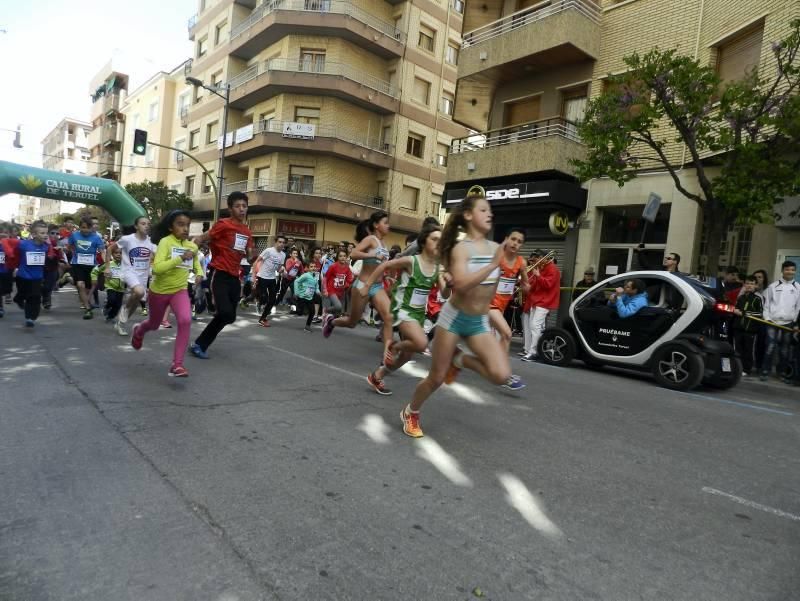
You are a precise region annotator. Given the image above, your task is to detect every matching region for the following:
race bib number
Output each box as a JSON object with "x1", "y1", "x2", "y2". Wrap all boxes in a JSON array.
[
  {"x1": 334, "y1": 274, "x2": 346, "y2": 288},
  {"x1": 497, "y1": 277, "x2": 516, "y2": 295},
  {"x1": 171, "y1": 247, "x2": 193, "y2": 269},
  {"x1": 132, "y1": 257, "x2": 150, "y2": 271},
  {"x1": 110, "y1": 266, "x2": 122, "y2": 279},
  {"x1": 76, "y1": 253, "x2": 95, "y2": 266},
  {"x1": 233, "y1": 233, "x2": 249, "y2": 252},
  {"x1": 410, "y1": 288, "x2": 428, "y2": 309},
  {"x1": 26, "y1": 251, "x2": 46, "y2": 266},
  {"x1": 0, "y1": 251, "x2": 5, "y2": 265},
  {"x1": 288, "y1": 266, "x2": 299, "y2": 277}
]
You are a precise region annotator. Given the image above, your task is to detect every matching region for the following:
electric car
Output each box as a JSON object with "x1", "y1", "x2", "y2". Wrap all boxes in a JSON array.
[{"x1": 537, "y1": 271, "x2": 742, "y2": 391}]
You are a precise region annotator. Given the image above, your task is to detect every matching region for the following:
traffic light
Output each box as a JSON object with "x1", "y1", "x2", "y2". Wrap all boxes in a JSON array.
[{"x1": 133, "y1": 129, "x2": 148, "y2": 155}]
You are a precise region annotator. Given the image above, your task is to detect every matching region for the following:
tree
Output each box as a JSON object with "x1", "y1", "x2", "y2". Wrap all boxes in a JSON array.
[
  {"x1": 124, "y1": 180, "x2": 193, "y2": 223},
  {"x1": 573, "y1": 19, "x2": 800, "y2": 274}
]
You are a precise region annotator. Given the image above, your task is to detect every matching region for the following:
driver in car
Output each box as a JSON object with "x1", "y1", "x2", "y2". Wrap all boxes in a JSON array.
[{"x1": 609, "y1": 278, "x2": 648, "y2": 318}]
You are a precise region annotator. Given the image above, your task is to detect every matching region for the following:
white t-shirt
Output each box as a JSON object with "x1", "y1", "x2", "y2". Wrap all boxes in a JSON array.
[
  {"x1": 117, "y1": 233, "x2": 156, "y2": 274},
  {"x1": 257, "y1": 247, "x2": 285, "y2": 280}
]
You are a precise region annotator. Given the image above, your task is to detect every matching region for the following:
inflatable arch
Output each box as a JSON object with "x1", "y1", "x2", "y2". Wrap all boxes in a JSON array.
[{"x1": 0, "y1": 160, "x2": 146, "y2": 225}]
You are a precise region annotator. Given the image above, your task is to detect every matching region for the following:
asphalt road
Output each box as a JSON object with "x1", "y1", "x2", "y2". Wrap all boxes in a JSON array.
[{"x1": 1, "y1": 287, "x2": 799, "y2": 601}]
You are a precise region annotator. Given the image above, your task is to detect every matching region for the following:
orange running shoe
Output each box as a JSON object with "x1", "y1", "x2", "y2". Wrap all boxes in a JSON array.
[{"x1": 400, "y1": 405, "x2": 423, "y2": 438}]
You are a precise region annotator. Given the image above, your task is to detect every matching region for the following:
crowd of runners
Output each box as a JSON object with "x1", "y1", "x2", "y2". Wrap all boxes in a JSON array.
[{"x1": 2, "y1": 186, "x2": 799, "y2": 436}]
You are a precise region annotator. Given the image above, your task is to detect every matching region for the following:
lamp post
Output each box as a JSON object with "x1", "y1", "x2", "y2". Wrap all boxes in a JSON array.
[{"x1": 186, "y1": 77, "x2": 230, "y2": 223}]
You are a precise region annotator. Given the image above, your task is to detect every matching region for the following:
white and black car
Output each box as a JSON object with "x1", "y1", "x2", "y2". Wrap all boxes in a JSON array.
[{"x1": 537, "y1": 271, "x2": 742, "y2": 391}]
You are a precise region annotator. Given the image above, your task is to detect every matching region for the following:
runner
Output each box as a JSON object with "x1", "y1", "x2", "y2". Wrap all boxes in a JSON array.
[
  {"x1": 253, "y1": 235, "x2": 286, "y2": 327},
  {"x1": 67, "y1": 216, "x2": 105, "y2": 319},
  {"x1": 359, "y1": 223, "x2": 445, "y2": 396},
  {"x1": 114, "y1": 216, "x2": 156, "y2": 336},
  {"x1": 13, "y1": 221, "x2": 49, "y2": 327},
  {"x1": 41, "y1": 225, "x2": 68, "y2": 311},
  {"x1": 0, "y1": 222, "x2": 21, "y2": 318},
  {"x1": 130, "y1": 210, "x2": 203, "y2": 377},
  {"x1": 190, "y1": 191, "x2": 256, "y2": 358},
  {"x1": 322, "y1": 211, "x2": 394, "y2": 363},
  {"x1": 488, "y1": 228, "x2": 529, "y2": 385},
  {"x1": 101, "y1": 246, "x2": 125, "y2": 323},
  {"x1": 293, "y1": 260, "x2": 321, "y2": 332},
  {"x1": 322, "y1": 249, "x2": 354, "y2": 317},
  {"x1": 399, "y1": 187, "x2": 517, "y2": 438}
]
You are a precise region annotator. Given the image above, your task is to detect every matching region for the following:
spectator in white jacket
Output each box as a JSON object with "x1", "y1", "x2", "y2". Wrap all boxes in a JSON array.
[{"x1": 760, "y1": 260, "x2": 800, "y2": 381}]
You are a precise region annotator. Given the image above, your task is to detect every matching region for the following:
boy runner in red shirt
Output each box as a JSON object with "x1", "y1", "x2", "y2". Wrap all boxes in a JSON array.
[{"x1": 190, "y1": 192, "x2": 256, "y2": 358}]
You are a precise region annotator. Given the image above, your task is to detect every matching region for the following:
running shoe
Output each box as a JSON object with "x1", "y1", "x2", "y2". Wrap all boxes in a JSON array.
[
  {"x1": 115, "y1": 322, "x2": 128, "y2": 336},
  {"x1": 303, "y1": 326, "x2": 312, "y2": 333},
  {"x1": 517, "y1": 351, "x2": 527, "y2": 357},
  {"x1": 80, "y1": 304, "x2": 86, "y2": 310},
  {"x1": 367, "y1": 372, "x2": 392, "y2": 396},
  {"x1": 168, "y1": 365, "x2": 189, "y2": 378},
  {"x1": 521, "y1": 353, "x2": 537, "y2": 362},
  {"x1": 322, "y1": 313, "x2": 335, "y2": 338},
  {"x1": 131, "y1": 325, "x2": 143, "y2": 350},
  {"x1": 190, "y1": 343, "x2": 209, "y2": 359},
  {"x1": 400, "y1": 405, "x2": 423, "y2": 438},
  {"x1": 258, "y1": 319, "x2": 270, "y2": 328},
  {"x1": 444, "y1": 350, "x2": 463, "y2": 384},
  {"x1": 83, "y1": 309, "x2": 93, "y2": 320},
  {"x1": 141, "y1": 307, "x2": 148, "y2": 316},
  {"x1": 25, "y1": 319, "x2": 35, "y2": 328},
  {"x1": 312, "y1": 316, "x2": 322, "y2": 324},
  {"x1": 118, "y1": 305, "x2": 129, "y2": 324},
  {"x1": 502, "y1": 375, "x2": 526, "y2": 391},
  {"x1": 161, "y1": 321, "x2": 172, "y2": 329},
  {"x1": 43, "y1": 303, "x2": 51, "y2": 311}
]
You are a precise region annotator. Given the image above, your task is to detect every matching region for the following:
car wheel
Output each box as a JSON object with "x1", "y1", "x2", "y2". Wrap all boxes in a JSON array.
[
  {"x1": 538, "y1": 328, "x2": 576, "y2": 367},
  {"x1": 706, "y1": 357, "x2": 743, "y2": 389},
  {"x1": 651, "y1": 343, "x2": 705, "y2": 391}
]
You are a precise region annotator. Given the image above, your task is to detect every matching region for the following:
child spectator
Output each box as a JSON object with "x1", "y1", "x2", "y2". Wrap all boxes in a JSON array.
[{"x1": 733, "y1": 275, "x2": 763, "y2": 376}]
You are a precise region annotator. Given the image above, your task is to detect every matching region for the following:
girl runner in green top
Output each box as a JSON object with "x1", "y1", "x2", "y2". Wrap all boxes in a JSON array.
[{"x1": 358, "y1": 224, "x2": 447, "y2": 395}]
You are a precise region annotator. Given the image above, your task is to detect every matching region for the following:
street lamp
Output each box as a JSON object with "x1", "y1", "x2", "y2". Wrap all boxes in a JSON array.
[{"x1": 186, "y1": 77, "x2": 230, "y2": 223}]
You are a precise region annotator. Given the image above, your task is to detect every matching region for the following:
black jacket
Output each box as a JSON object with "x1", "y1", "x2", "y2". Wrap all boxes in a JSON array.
[{"x1": 734, "y1": 292, "x2": 763, "y2": 333}]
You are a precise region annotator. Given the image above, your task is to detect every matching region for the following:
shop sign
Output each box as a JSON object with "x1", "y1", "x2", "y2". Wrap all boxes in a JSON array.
[
  {"x1": 282, "y1": 122, "x2": 315, "y2": 140},
  {"x1": 277, "y1": 219, "x2": 316, "y2": 238},
  {"x1": 447, "y1": 183, "x2": 550, "y2": 204},
  {"x1": 548, "y1": 211, "x2": 570, "y2": 236},
  {"x1": 249, "y1": 218, "x2": 272, "y2": 234}
]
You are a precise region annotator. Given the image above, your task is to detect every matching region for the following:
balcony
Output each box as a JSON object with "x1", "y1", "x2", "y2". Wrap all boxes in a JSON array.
[
  {"x1": 102, "y1": 122, "x2": 123, "y2": 147},
  {"x1": 180, "y1": 106, "x2": 190, "y2": 128},
  {"x1": 456, "y1": 0, "x2": 600, "y2": 131},
  {"x1": 228, "y1": 58, "x2": 399, "y2": 114},
  {"x1": 187, "y1": 13, "x2": 197, "y2": 32},
  {"x1": 225, "y1": 120, "x2": 392, "y2": 167},
  {"x1": 87, "y1": 127, "x2": 103, "y2": 151},
  {"x1": 447, "y1": 116, "x2": 585, "y2": 180},
  {"x1": 230, "y1": 0, "x2": 404, "y2": 59},
  {"x1": 102, "y1": 93, "x2": 123, "y2": 116}
]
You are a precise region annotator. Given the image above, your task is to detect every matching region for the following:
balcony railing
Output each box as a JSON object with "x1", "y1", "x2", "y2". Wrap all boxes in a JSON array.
[
  {"x1": 462, "y1": 0, "x2": 601, "y2": 48},
  {"x1": 250, "y1": 119, "x2": 391, "y2": 154},
  {"x1": 224, "y1": 178, "x2": 383, "y2": 208},
  {"x1": 188, "y1": 14, "x2": 198, "y2": 30},
  {"x1": 230, "y1": 0, "x2": 404, "y2": 43},
  {"x1": 449, "y1": 116, "x2": 581, "y2": 154},
  {"x1": 228, "y1": 58, "x2": 397, "y2": 98},
  {"x1": 180, "y1": 106, "x2": 190, "y2": 128}
]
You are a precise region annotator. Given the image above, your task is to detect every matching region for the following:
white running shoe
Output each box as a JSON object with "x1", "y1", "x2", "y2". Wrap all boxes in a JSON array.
[
  {"x1": 115, "y1": 321, "x2": 128, "y2": 336},
  {"x1": 118, "y1": 305, "x2": 129, "y2": 325}
]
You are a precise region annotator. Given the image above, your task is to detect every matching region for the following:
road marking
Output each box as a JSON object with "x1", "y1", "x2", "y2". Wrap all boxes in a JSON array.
[
  {"x1": 702, "y1": 487, "x2": 800, "y2": 522},
  {"x1": 497, "y1": 473, "x2": 563, "y2": 539},
  {"x1": 397, "y1": 363, "x2": 495, "y2": 406},
  {"x1": 679, "y1": 392, "x2": 794, "y2": 416},
  {"x1": 357, "y1": 414, "x2": 391, "y2": 444},
  {"x1": 415, "y1": 438, "x2": 473, "y2": 487}
]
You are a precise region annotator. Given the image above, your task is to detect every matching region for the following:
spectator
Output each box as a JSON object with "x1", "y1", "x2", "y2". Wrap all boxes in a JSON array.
[
  {"x1": 760, "y1": 260, "x2": 800, "y2": 381},
  {"x1": 521, "y1": 249, "x2": 560, "y2": 361},
  {"x1": 721, "y1": 266, "x2": 743, "y2": 304},
  {"x1": 733, "y1": 275, "x2": 763, "y2": 376},
  {"x1": 635, "y1": 246, "x2": 682, "y2": 273},
  {"x1": 609, "y1": 278, "x2": 648, "y2": 318},
  {"x1": 752, "y1": 269, "x2": 770, "y2": 371},
  {"x1": 572, "y1": 266, "x2": 596, "y2": 300}
]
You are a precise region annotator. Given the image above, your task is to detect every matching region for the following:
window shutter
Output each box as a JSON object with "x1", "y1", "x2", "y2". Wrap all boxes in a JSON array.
[
  {"x1": 413, "y1": 78, "x2": 430, "y2": 105},
  {"x1": 717, "y1": 24, "x2": 764, "y2": 84}
]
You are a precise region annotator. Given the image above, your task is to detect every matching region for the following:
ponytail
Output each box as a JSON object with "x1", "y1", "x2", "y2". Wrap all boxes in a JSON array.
[
  {"x1": 354, "y1": 219, "x2": 370, "y2": 243},
  {"x1": 439, "y1": 185, "x2": 484, "y2": 269},
  {"x1": 151, "y1": 209, "x2": 190, "y2": 245}
]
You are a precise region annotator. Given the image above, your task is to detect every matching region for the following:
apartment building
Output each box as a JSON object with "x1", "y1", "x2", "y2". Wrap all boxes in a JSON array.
[
  {"x1": 447, "y1": 0, "x2": 800, "y2": 286},
  {"x1": 120, "y1": 61, "x2": 193, "y2": 187},
  {"x1": 87, "y1": 65, "x2": 129, "y2": 181},
  {"x1": 16, "y1": 196, "x2": 39, "y2": 224},
  {"x1": 181, "y1": 0, "x2": 468, "y2": 248},
  {"x1": 39, "y1": 118, "x2": 92, "y2": 221}
]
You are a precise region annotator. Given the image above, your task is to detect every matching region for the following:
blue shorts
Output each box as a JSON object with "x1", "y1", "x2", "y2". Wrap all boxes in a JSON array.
[
  {"x1": 437, "y1": 302, "x2": 490, "y2": 338},
  {"x1": 354, "y1": 279, "x2": 384, "y2": 299}
]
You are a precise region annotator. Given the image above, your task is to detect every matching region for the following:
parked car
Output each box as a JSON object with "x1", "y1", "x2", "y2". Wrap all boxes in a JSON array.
[{"x1": 537, "y1": 271, "x2": 742, "y2": 391}]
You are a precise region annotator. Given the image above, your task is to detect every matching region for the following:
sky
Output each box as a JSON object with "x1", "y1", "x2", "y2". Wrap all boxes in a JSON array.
[{"x1": 0, "y1": 0, "x2": 196, "y2": 219}]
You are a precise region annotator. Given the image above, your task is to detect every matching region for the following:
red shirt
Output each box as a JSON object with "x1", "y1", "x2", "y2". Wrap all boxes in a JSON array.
[
  {"x1": 0, "y1": 238, "x2": 20, "y2": 271},
  {"x1": 324, "y1": 262, "x2": 354, "y2": 297},
  {"x1": 284, "y1": 257, "x2": 304, "y2": 281},
  {"x1": 208, "y1": 218, "x2": 254, "y2": 277},
  {"x1": 524, "y1": 261, "x2": 561, "y2": 311}
]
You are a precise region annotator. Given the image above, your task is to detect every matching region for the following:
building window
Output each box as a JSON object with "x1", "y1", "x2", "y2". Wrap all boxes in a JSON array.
[
  {"x1": 259, "y1": 111, "x2": 275, "y2": 132},
  {"x1": 299, "y1": 49, "x2": 326, "y2": 72},
  {"x1": 406, "y1": 133, "x2": 424, "y2": 158},
  {"x1": 401, "y1": 185, "x2": 419, "y2": 211},
  {"x1": 435, "y1": 143, "x2": 448, "y2": 167},
  {"x1": 418, "y1": 24, "x2": 435, "y2": 53},
  {"x1": 148, "y1": 102, "x2": 158, "y2": 123},
  {"x1": 202, "y1": 170, "x2": 215, "y2": 193},
  {"x1": 174, "y1": 139, "x2": 186, "y2": 161},
  {"x1": 412, "y1": 77, "x2": 431, "y2": 106},
  {"x1": 215, "y1": 20, "x2": 228, "y2": 45},
  {"x1": 446, "y1": 43, "x2": 459, "y2": 66},
  {"x1": 210, "y1": 70, "x2": 223, "y2": 89},
  {"x1": 128, "y1": 153, "x2": 136, "y2": 170},
  {"x1": 131, "y1": 114, "x2": 140, "y2": 130},
  {"x1": 197, "y1": 36, "x2": 208, "y2": 58},
  {"x1": 561, "y1": 85, "x2": 588, "y2": 137},
  {"x1": 430, "y1": 194, "x2": 441, "y2": 216},
  {"x1": 452, "y1": 0, "x2": 464, "y2": 14},
  {"x1": 441, "y1": 92, "x2": 454, "y2": 116},
  {"x1": 598, "y1": 204, "x2": 671, "y2": 275},
  {"x1": 185, "y1": 175, "x2": 195, "y2": 195},
  {"x1": 206, "y1": 120, "x2": 219, "y2": 145},
  {"x1": 716, "y1": 22, "x2": 764, "y2": 85},
  {"x1": 294, "y1": 107, "x2": 321, "y2": 125},
  {"x1": 189, "y1": 129, "x2": 200, "y2": 149},
  {"x1": 255, "y1": 166, "x2": 270, "y2": 188},
  {"x1": 193, "y1": 85, "x2": 203, "y2": 104},
  {"x1": 289, "y1": 166, "x2": 314, "y2": 194},
  {"x1": 178, "y1": 92, "x2": 190, "y2": 113}
]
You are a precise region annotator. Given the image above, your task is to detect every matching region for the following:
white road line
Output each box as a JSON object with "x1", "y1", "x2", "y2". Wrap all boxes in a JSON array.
[
  {"x1": 497, "y1": 473, "x2": 563, "y2": 539},
  {"x1": 357, "y1": 414, "x2": 392, "y2": 444},
  {"x1": 702, "y1": 487, "x2": 800, "y2": 522},
  {"x1": 415, "y1": 437, "x2": 473, "y2": 487}
]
